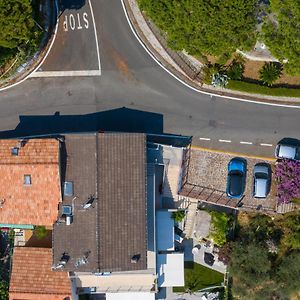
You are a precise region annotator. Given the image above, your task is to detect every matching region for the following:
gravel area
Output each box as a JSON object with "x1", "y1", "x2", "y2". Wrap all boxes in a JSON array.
[{"x1": 187, "y1": 149, "x2": 277, "y2": 211}]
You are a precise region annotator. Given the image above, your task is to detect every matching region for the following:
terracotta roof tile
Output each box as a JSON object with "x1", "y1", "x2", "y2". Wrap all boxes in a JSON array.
[
  {"x1": 9, "y1": 247, "x2": 71, "y2": 300},
  {"x1": 0, "y1": 139, "x2": 61, "y2": 226}
]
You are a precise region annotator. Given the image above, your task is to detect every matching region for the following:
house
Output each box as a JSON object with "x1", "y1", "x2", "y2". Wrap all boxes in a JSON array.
[
  {"x1": 52, "y1": 132, "x2": 191, "y2": 299},
  {"x1": 9, "y1": 247, "x2": 71, "y2": 300},
  {"x1": 0, "y1": 139, "x2": 61, "y2": 228}
]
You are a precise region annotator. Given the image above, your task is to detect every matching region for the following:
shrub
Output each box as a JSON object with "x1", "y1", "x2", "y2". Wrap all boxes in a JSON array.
[
  {"x1": 226, "y1": 60, "x2": 245, "y2": 80},
  {"x1": 33, "y1": 225, "x2": 48, "y2": 240},
  {"x1": 209, "y1": 211, "x2": 232, "y2": 246},
  {"x1": 275, "y1": 159, "x2": 300, "y2": 204},
  {"x1": 0, "y1": 280, "x2": 8, "y2": 300},
  {"x1": 202, "y1": 63, "x2": 224, "y2": 84},
  {"x1": 171, "y1": 210, "x2": 185, "y2": 223},
  {"x1": 259, "y1": 62, "x2": 282, "y2": 86}
]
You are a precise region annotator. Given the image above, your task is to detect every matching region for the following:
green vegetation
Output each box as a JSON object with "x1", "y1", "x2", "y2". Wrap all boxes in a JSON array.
[
  {"x1": 209, "y1": 211, "x2": 233, "y2": 246},
  {"x1": 172, "y1": 210, "x2": 185, "y2": 223},
  {"x1": 0, "y1": 0, "x2": 42, "y2": 72},
  {"x1": 227, "y1": 80, "x2": 300, "y2": 97},
  {"x1": 33, "y1": 225, "x2": 48, "y2": 240},
  {"x1": 226, "y1": 59, "x2": 245, "y2": 80},
  {"x1": 229, "y1": 213, "x2": 300, "y2": 299},
  {"x1": 262, "y1": 0, "x2": 300, "y2": 76},
  {"x1": 259, "y1": 62, "x2": 282, "y2": 86},
  {"x1": 138, "y1": 0, "x2": 257, "y2": 57},
  {"x1": 173, "y1": 261, "x2": 224, "y2": 293},
  {"x1": 0, "y1": 280, "x2": 8, "y2": 300}
]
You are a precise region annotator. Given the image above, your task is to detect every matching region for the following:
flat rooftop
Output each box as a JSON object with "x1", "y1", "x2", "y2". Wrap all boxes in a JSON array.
[{"x1": 53, "y1": 133, "x2": 147, "y2": 272}]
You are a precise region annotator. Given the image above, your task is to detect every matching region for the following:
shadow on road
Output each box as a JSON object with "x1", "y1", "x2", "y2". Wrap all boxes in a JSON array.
[
  {"x1": 0, "y1": 107, "x2": 164, "y2": 139},
  {"x1": 59, "y1": 0, "x2": 86, "y2": 10}
]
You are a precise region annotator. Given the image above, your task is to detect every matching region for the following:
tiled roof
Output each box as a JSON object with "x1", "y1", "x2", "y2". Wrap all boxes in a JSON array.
[
  {"x1": 0, "y1": 139, "x2": 61, "y2": 226},
  {"x1": 53, "y1": 133, "x2": 147, "y2": 272},
  {"x1": 9, "y1": 247, "x2": 71, "y2": 300}
]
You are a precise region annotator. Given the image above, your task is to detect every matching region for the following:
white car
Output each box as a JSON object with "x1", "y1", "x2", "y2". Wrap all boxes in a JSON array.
[{"x1": 275, "y1": 143, "x2": 298, "y2": 160}]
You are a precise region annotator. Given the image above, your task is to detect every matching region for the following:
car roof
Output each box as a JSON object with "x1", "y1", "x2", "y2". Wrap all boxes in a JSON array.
[
  {"x1": 278, "y1": 145, "x2": 296, "y2": 159},
  {"x1": 228, "y1": 158, "x2": 245, "y2": 172},
  {"x1": 254, "y1": 164, "x2": 269, "y2": 175},
  {"x1": 229, "y1": 172, "x2": 243, "y2": 196},
  {"x1": 254, "y1": 178, "x2": 268, "y2": 198}
]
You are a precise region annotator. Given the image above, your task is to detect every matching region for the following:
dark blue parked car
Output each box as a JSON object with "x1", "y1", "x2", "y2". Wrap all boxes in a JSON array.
[{"x1": 226, "y1": 157, "x2": 247, "y2": 199}]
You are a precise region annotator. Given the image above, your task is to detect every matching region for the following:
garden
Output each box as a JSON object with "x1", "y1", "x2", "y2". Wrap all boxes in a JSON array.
[{"x1": 137, "y1": 0, "x2": 300, "y2": 97}]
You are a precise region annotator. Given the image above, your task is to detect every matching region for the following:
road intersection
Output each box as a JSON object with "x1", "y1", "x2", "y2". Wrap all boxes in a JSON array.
[{"x1": 0, "y1": 0, "x2": 299, "y2": 158}]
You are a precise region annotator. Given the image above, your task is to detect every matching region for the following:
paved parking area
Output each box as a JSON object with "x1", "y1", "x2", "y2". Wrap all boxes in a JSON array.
[
  {"x1": 33, "y1": 0, "x2": 101, "y2": 77},
  {"x1": 187, "y1": 149, "x2": 277, "y2": 211}
]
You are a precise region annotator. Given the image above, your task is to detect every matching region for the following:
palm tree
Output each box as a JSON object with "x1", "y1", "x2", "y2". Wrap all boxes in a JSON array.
[{"x1": 259, "y1": 62, "x2": 282, "y2": 86}]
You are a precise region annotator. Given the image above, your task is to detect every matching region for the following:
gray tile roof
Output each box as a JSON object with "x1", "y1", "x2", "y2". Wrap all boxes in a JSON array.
[{"x1": 53, "y1": 133, "x2": 147, "y2": 272}]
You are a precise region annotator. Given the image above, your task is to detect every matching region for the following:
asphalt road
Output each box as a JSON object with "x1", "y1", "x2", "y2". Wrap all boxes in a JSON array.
[{"x1": 0, "y1": 0, "x2": 299, "y2": 158}]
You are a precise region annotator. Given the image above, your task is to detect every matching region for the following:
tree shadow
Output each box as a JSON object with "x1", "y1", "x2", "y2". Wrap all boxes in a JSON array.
[{"x1": 59, "y1": 0, "x2": 86, "y2": 10}]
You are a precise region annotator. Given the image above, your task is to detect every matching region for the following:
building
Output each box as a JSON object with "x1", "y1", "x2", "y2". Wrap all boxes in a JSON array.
[
  {"x1": 0, "y1": 139, "x2": 61, "y2": 228},
  {"x1": 9, "y1": 247, "x2": 71, "y2": 300}
]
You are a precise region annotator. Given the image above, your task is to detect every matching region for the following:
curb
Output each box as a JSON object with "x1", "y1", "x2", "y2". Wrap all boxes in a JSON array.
[
  {"x1": 122, "y1": 0, "x2": 300, "y2": 108},
  {"x1": 0, "y1": 0, "x2": 59, "y2": 92},
  {"x1": 191, "y1": 145, "x2": 276, "y2": 162}
]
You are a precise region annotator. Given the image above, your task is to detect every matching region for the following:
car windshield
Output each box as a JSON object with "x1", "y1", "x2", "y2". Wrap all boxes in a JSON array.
[{"x1": 229, "y1": 171, "x2": 243, "y2": 196}]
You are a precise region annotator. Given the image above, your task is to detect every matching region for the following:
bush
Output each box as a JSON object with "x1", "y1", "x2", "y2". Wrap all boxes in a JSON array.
[
  {"x1": 0, "y1": 280, "x2": 8, "y2": 300},
  {"x1": 209, "y1": 211, "x2": 232, "y2": 246},
  {"x1": 33, "y1": 225, "x2": 48, "y2": 240},
  {"x1": 226, "y1": 60, "x2": 245, "y2": 80},
  {"x1": 259, "y1": 62, "x2": 282, "y2": 86},
  {"x1": 172, "y1": 210, "x2": 185, "y2": 223},
  {"x1": 275, "y1": 159, "x2": 300, "y2": 204}
]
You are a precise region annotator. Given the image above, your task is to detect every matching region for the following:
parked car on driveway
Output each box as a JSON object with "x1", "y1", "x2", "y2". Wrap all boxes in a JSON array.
[
  {"x1": 275, "y1": 139, "x2": 300, "y2": 160},
  {"x1": 253, "y1": 163, "x2": 271, "y2": 199},
  {"x1": 226, "y1": 157, "x2": 247, "y2": 199}
]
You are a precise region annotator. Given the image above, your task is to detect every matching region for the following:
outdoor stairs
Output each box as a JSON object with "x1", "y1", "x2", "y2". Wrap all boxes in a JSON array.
[
  {"x1": 276, "y1": 202, "x2": 296, "y2": 214},
  {"x1": 183, "y1": 200, "x2": 198, "y2": 239}
]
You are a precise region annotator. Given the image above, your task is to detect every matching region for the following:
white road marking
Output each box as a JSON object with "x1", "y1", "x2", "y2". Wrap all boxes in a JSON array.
[
  {"x1": 240, "y1": 141, "x2": 253, "y2": 145},
  {"x1": 260, "y1": 143, "x2": 273, "y2": 147},
  {"x1": 120, "y1": 0, "x2": 300, "y2": 109},
  {"x1": 88, "y1": 0, "x2": 101, "y2": 73},
  {"x1": 219, "y1": 139, "x2": 231, "y2": 143},
  {"x1": 30, "y1": 70, "x2": 101, "y2": 77},
  {"x1": 199, "y1": 138, "x2": 211, "y2": 141}
]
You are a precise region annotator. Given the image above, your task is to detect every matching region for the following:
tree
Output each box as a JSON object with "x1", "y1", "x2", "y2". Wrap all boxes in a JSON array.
[
  {"x1": 0, "y1": 0, "x2": 35, "y2": 49},
  {"x1": 138, "y1": 0, "x2": 257, "y2": 57},
  {"x1": 33, "y1": 226, "x2": 48, "y2": 240},
  {"x1": 259, "y1": 62, "x2": 282, "y2": 86},
  {"x1": 226, "y1": 60, "x2": 245, "y2": 80},
  {"x1": 262, "y1": 0, "x2": 300, "y2": 76},
  {"x1": 171, "y1": 210, "x2": 185, "y2": 223},
  {"x1": 0, "y1": 280, "x2": 8, "y2": 300}
]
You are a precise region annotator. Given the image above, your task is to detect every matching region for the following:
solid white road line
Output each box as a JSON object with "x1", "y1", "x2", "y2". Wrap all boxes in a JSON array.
[
  {"x1": 219, "y1": 139, "x2": 231, "y2": 143},
  {"x1": 240, "y1": 141, "x2": 253, "y2": 145},
  {"x1": 199, "y1": 138, "x2": 211, "y2": 141},
  {"x1": 30, "y1": 70, "x2": 101, "y2": 77},
  {"x1": 260, "y1": 143, "x2": 273, "y2": 147},
  {"x1": 88, "y1": 0, "x2": 101, "y2": 73}
]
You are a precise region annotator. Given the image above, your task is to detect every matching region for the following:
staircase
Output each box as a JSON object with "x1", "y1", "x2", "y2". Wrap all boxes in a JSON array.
[
  {"x1": 183, "y1": 200, "x2": 198, "y2": 238},
  {"x1": 276, "y1": 202, "x2": 296, "y2": 214}
]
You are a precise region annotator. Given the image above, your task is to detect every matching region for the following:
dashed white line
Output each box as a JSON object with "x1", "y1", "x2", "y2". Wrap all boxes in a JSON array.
[
  {"x1": 260, "y1": 143, "x2": 273, "y2": 147},
  {"x1": 199, "y1": 138, "x2": 211, "y2": 141},
  {"x1": 219, "y1": 139, "x2": 231, "y2": 143},
  {"x1": 240, "y1": 141, "x2": 253, "y2": 145}
]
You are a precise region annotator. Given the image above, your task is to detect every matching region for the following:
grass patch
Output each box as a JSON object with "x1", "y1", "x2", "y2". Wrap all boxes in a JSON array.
[
  {"x1": 227, "y1": 80, "x2": 300, "y2": 97},
  {"x1": 173, "y1": 261, "x2": 224, "y2": 293}
]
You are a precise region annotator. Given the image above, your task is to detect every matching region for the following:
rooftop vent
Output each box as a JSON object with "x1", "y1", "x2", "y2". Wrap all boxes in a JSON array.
[
  {"x1": 52, "y1": 252, "x2": 70, "y2": 270},
  {"x1": 62, "y1": 205, "x2": 72, "y2": 216},
  {"x1": 82, "y1": 195, "x2": 95, "y2": 209},
  {"x1": 24, "y1": 175, "x2": 31, "y2": 186},
  {"x1": 131, "y1": 254, "x2": 141, "y2": 264}
]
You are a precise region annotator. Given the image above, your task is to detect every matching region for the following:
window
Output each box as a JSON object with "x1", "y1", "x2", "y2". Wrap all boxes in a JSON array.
[
  {"x1": 63, "y1": 181, "x2": 73, "y2": 197},
  {"x1": 11, "y1": 147, "x2": 19, "y2": 156},
  {"x1": 24, "y1": 175, "x2": 31, "y2": 185}
]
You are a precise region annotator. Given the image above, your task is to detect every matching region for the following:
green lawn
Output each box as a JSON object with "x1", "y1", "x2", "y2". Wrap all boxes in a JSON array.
[
  {"x1": 227, "y1": 80, "x2": 300, "y2": 98},
  {"x1": 173, "y1": 261, "x2": 224, "y2": 293}
]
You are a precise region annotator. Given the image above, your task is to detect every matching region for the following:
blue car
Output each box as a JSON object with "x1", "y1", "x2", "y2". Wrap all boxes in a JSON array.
[{"x1": 226, "y1": 158, "x2": 247, "y2": 199}]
